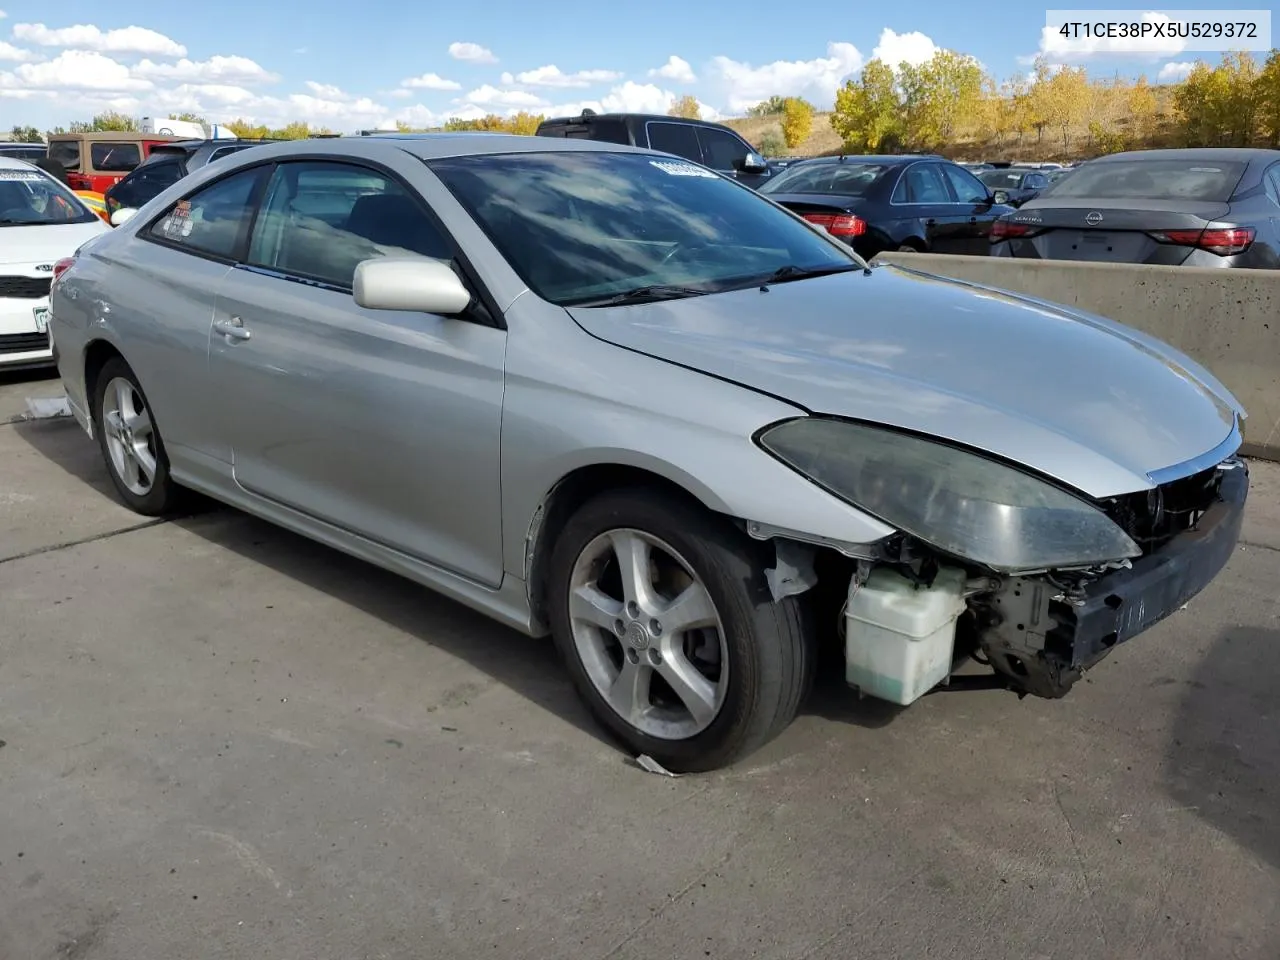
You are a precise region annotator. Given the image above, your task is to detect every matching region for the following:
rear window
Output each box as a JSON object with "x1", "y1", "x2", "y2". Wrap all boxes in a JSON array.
[
  {"x1": 761, "y1": 162, "x2": 887, "y2": 196},
  {"x1": 48, "y1": 140, "x2": 82, "y2": 170},
  {"x1": 91, "y1": 142, "x2": 142, "y2": 173},
  {"x1": 978, "y1": 170, "x2": 1025, "y2": 188},
  {"x1": 1040, "y1": 159, "x2": 1247, "y2": 202}
]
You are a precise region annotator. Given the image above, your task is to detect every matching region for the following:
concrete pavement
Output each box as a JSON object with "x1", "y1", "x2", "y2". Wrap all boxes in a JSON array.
[{"x1": 2, "y1": 370, "x2": 1278, "y2": 960}]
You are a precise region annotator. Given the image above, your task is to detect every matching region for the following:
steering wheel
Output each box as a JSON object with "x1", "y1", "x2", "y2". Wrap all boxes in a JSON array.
[{"x1": 659, "y1": 240, "x2": 719, "y2": 267}]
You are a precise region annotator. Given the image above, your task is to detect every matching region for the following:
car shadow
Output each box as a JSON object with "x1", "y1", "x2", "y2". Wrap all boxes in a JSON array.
[
  {"x1": 14, "y1": 416, "x2": 906, "y2": 750},
  {"x1": 1165, "y1": 625, "x2": 1280, "y2": 872}
]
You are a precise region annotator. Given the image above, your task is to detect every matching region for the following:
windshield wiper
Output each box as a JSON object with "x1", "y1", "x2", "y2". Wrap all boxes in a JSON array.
[
  {"x1": 573, "y1": 284, "x2": 710, "y2": 307},
  {"x1": 762, "y1": 263, "x2": 861, "y2": 285}
]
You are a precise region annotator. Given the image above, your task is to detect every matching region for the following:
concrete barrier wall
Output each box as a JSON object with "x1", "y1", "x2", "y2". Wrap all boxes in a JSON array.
[{"x1": 874, "y1": 253, "x2": 1280, "y2": 462}]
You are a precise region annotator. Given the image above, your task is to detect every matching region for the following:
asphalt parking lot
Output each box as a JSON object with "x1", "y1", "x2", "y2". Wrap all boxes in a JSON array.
[{"x1": 2, "y1": 367, "x2": 1279, "y2": 960}]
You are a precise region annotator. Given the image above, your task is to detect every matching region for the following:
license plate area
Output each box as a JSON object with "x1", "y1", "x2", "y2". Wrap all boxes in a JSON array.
[{"x1": 33, "y1": 306, "x2": 50, "y2": 333}]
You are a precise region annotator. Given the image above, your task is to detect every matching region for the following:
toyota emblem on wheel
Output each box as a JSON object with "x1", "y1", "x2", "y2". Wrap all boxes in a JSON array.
[{"x1": 1085, "y1": 211, "x2": 1103, "y2": 225}]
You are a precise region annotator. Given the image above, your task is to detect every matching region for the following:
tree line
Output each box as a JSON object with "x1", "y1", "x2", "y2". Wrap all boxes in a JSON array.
[
  {"x1": 828, "y1": 48, "x2": 1280, "y2": 156},
  {"x1": 15, "y1": 47, "x2": 1279, "y2": 157}
]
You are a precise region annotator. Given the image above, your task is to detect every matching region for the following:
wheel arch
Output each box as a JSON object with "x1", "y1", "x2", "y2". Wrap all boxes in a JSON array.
[
  {"x1": 82, "y1": 338, "x2": 128, "y2": 417},
  {"x1": 524, "y1": 460, "x2": 730, "y2": 633}
]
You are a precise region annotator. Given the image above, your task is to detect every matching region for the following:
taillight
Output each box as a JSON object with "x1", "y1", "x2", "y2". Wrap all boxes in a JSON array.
[
  {"x1": 802, "y1": 213, "x2": 866, "y2": 237},
  {"x1": 1149, "y1": 226, "x2": 1254, "y2": 256},
  {"x1": 51, "y1": 256, "x2": 76, "y2": 285},
  {"x1": 991, "y1": 219, "x2": 1038, "y2": 241},
  {"x1": 66, "y1": 172, "x2": 90, "y2": 190}
]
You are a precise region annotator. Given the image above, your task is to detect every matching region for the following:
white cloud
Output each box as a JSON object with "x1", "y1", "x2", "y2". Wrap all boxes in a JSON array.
[
  {"x1": 1157, "y1": 60, "x2": 1196, "y2": 82},
  {"x1": 1034, "y1": 12, "x2": 1187, "y2": 61},
  {"x1": 649, "y1": 55, "x2": 696, "y2": 84},
  {"x1": 501, "y1": 64, "x2": 622, "y2": 88},
  {"x1": 12, "y1": 22, "x2": 186, "y2": 57},
  {"x1": 133, "y1": 55, "x2": 277, "y2": 84},
  {"x1": 871, "y1": 29, "x2": 938, "y2": 69},
  {"x1": 459, "y1": 84, "x2": 546, "y2": 108},
  {"x1": 0, "y1": 40, "x2": 34, "y2": 62},
  {"x1": 3, "y1": 49, "x2": 152, "y2": 92},
  {"x1": 401, "y1": 71, "x2": 461, "y2": 91},
  {"x1": 448, "y1": 41, "x2": 497, "y2": 64},
  {"x1": 708, "y1": 41, "x2": 863, "y2": 114},
  {"x1": 542, "y1": 81, "x2": 681, "y2": 119},
  {"x1": 387, "y1": 88, "x2": 412, "y2": 99},
  {"x1": 304, "y1": 80, "x2": 345, "y2": 98}
]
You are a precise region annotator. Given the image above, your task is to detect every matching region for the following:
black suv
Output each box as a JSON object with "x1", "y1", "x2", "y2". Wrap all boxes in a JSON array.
[
  {"x1": 535, "y1": 111, "x2": 774, "y2": 189},
  {"x1": 104, "y1": 138, "x2": 274, "y2": 218}
]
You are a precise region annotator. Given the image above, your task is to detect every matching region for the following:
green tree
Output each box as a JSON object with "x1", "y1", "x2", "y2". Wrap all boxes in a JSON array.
[
  {"x1": 780, "y1": 96, "x2": 814, "y2": 148},
  {"x1": 747, "y1": 95, "x2": 789, "y2": 117},
  {"x1": 898, "y1": 50, "x2": 984, "y2": 150},
  {"x1": 1041, "y1": 65, "x2": 1090, "y2": 148},
  {"x1": 758, "y1": 129, "x2": 784, "y2": 156},
  {"x1": 174, "y1": 111, "x2": 207, "y2": 126},
  {"x1": 668, "y1": 94, "x2": 701, "y2": 120},
  {"x1": 9, "y1": 125, "x2": 42, "y2": 143},
  {"x1": 224, "y1": 118, "x2": 270, "y2": 139},
  {"x1": 69, "y1": 110, "x2": 138, "y2": 133},
  {"x1": 830, "y1": 58, "x2": 903, "y2": 152}
]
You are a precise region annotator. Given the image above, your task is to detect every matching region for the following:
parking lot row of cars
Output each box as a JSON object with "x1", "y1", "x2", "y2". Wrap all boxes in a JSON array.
[{"x1": 0, "y1": 122, "x2": 1246, "y2": 771}]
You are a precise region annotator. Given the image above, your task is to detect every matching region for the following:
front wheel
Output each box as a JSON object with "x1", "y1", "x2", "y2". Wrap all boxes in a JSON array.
[{"x1": 547, "y1": 489, "x2": 814, "y2": 772}]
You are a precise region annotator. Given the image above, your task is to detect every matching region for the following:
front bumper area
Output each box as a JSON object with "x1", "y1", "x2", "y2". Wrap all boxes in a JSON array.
[{"x1": 981, "y1": 458, "x2": 1248, "y2": 698}]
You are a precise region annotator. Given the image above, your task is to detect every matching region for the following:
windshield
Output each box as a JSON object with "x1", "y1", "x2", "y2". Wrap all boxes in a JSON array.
[
  {"x1": 977, "y1": 170, "x2": 1025, "y2": 188},
  {"x1": 428, "y1": 150, "x2": 859, "y2": 306},
  {"x1": 759, "y1": 161, "x2": 888, "y2": 196},
  {"x1": 1039, "y1": 159, "x2": 1247, "y2": 202},
  {"x1": 47, "y1": 140, "x2": 82, "y2": 171},
  {"x1": 0, "y1": 168, "x2": 98, "y2": 225}
]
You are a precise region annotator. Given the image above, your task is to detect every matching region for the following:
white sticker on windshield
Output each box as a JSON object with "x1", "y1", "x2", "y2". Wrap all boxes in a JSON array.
[
  {"x1": 649, "y1": 160, "x2": 717, "y2": 179},
  {"x1": 0, "y1": 170, "x2": 44, "y2": 181}
]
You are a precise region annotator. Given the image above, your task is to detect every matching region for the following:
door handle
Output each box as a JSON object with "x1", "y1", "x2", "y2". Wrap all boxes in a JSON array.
[
  {"x1": 925, "y1": 218, "x2": 937, "y2": 226},
  {"x1": 969, "y1": 217, "x2": 978, "y2": 223},
  {"x1": 213, "y1": 316, "x2": 251, "y2": 341}
]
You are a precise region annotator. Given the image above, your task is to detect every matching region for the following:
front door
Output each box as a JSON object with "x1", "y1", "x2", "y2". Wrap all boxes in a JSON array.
[
  {"x1": 206, "y1": 159, "x2": 508, "y2": 587},
  {"x1": 939, "y1": 162, "x2": 1002, "y2": 255},
  {"x1": 896, "y1": 163, "x2": 967, "y2": 252}
]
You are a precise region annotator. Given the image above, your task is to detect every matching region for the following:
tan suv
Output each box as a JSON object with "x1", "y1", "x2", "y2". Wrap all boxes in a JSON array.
[{"x1": 46, "y1": 131, "x2": 183, "y2": 194}]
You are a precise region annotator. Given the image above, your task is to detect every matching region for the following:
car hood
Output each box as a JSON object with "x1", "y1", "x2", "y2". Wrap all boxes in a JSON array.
[
  {"x1": 565, "y1": 265, "x2": 1242, "y2": 499},
  {"x1": 0, "y1": 220, "x2": 109, "y2": 266}
]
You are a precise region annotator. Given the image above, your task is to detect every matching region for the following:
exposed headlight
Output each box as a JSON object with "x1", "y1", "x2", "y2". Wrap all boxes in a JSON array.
[{"x1": 757, "y1": 418, "x2": 1141, "y2": 572}]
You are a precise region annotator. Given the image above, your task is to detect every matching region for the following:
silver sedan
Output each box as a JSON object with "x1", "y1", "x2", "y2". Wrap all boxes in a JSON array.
[{"x1": 49, "y1": 135, "x2": 1248, "y2": 772}]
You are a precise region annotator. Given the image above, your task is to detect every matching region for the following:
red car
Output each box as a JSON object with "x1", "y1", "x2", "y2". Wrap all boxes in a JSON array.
[{"x1": 45, "y1": 131, "x2": 183, "y2": 194}]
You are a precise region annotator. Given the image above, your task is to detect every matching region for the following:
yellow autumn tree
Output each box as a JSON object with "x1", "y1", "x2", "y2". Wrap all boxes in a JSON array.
[{"x1": 779, "y1": 97, "x2": 814, "y2": 148}]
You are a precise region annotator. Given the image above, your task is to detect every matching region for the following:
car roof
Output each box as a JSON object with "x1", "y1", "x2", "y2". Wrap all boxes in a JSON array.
[
  {"x1": 1092, "y1": 147, "x2": 1280, "y2": 164},
  {"x1": 787, "y1": 154, "x2": 941, "y2": 166},
  {"x1": 252, "y1": 132, "x2": 657, "y2": 162},
  {"x1": 0, "y1": 155, "x2": 41, "y2": 170}
]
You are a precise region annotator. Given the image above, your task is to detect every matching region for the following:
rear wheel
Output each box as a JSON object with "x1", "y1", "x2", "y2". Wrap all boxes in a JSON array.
[
  {"x1": 93, "y1": 356, "x2": 184, "y2": 516},
  {"x1": 547, "y1": 489, "x2": 814, "y2": 772}
]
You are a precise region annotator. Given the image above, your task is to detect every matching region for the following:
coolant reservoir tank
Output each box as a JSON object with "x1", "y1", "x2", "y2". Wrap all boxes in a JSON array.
[{"x1": 844, "y1": 566, "x2": 968, "y2": 706}]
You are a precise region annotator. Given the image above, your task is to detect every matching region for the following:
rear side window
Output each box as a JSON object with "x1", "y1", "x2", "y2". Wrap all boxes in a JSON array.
[
  {"x1": 247, "y1": 160, "x2": 452, "y2": 290},
  {"x1": 537, "y1": 120, "x2": 630, "y2": 144},
  {"x1": 1261, "y1": 165, "x2": 1280, "y2": 205},
  {"x1": 645, "y1": 122, "x2": 701, "y2": 162},
  {"x1": 147, "y1": 166, "x2": 265, "y2": 260},
  {"x1": 91, "y1": 142, "x2": 141, "y2": 173},
  {"x1": 1041, "y1": 159, "x2": 1247, "y2": 202},
  {"x1": 48, "y1": 140, "x2": 81, "y2": 171}
]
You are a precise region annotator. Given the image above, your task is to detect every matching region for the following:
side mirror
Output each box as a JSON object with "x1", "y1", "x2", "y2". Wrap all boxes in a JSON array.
[
  {"x1": 109, "y1": 207, "x2": 138, "y2": 227},
  {"x1": 353, "y1": 257, "x2": 472, "y2": 315},
  {"x1": 991, "y1": 190, "x2": 1009, "y2": 205},
  {"x1": 735, "y1": 151, "x2": 769, "y2": 174}
]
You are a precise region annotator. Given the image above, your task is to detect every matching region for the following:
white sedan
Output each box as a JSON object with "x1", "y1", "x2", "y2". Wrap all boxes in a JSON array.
[{"x1": 0, "y1": 158, "x2": 108, "y2": 372}]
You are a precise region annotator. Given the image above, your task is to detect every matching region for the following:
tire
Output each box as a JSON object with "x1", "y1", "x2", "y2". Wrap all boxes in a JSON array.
[
  {"x1": 547, "y1": 488, "x2": 815, "y2": 773},
  {"x1": 92, "y1": 356, "x2": 184, "y2": 516}
]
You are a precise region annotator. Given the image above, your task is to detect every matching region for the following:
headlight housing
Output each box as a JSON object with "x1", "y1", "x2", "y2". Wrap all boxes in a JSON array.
[{"x1": 757, "y1": 418, "x2": 1141, "y2": 572}]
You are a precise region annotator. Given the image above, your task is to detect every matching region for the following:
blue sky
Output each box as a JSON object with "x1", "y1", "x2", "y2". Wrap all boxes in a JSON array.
[{"x1": 0, "y1": 1, "x2": 1253, "y2": 132}]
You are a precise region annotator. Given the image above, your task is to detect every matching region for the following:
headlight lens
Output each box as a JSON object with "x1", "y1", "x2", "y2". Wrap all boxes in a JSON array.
[{"x1": 758, "y1": 418, "x2": 1141, "y2": 572}]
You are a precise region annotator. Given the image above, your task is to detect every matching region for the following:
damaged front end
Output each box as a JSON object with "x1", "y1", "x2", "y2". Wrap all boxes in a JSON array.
[
  {"x1": 752, "y1": 415, "x2": 1249, "y2": 706},
  {"x1": 972, "y1": 456, "x2": 1248, "y2": 699}
]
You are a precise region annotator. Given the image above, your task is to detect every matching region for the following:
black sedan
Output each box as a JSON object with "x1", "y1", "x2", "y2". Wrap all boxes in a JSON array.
[
  {"x1": 990, "y1": 148, "x2": 1280, "y2": 268},
  {"x1": 757, "y1": 154, "x2": 1017, "y2": 259}
]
